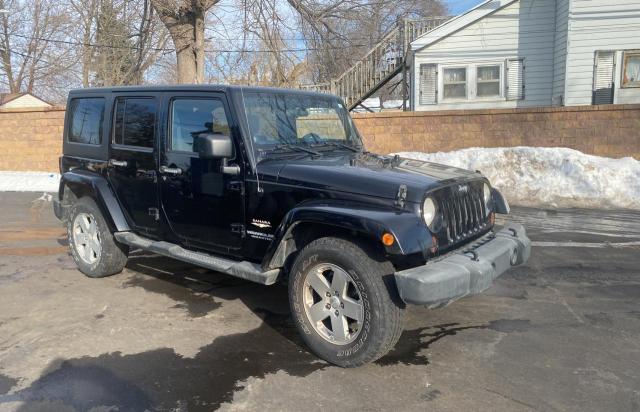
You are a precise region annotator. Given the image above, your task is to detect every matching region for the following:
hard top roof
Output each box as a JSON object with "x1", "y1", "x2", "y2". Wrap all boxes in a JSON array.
[{"x1": 68, "y1": 84, "x2": 337, "y2": 100}]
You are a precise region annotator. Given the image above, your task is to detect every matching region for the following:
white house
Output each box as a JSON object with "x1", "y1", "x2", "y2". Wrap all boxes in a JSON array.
[
  {"x1": 0, "y1": 93, "x2": 52, "y2": 109},
  {"x1": 409, "y1": 0, "x2": 640, "y2": 111}
]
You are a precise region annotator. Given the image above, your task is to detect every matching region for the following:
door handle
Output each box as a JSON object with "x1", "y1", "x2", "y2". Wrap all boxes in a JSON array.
[
  {"x1": 159, "y1": 165, "x2": 183, "y2": 176},
  {"x1": 109, "y1": 159, "x2": 128, "y2": 167}
]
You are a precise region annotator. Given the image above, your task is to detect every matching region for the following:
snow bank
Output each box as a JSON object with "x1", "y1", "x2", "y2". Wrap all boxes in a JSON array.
[
  {"x1": 1, "y1": 147, "x2": 638, "y2": 209},
  {"x1": 0, "y1": 171, "x2": 60, "y2": 192},
  {"x1": 396, "y1": 147, "x2": 640, "y2": 210}
]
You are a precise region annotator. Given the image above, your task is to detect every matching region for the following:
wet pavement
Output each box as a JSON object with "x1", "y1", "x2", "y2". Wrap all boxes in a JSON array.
[{"x1": 0, "y1": 192, "x2": 639, "y2": 411}]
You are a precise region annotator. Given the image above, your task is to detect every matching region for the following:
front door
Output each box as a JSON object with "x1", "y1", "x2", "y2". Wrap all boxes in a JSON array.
[
  {"x1": 159, "y1": 93, "x2": 245, "y2": 254},
  {"x1": 107, "y1": 95, "x2": 160, "y2": 237}
]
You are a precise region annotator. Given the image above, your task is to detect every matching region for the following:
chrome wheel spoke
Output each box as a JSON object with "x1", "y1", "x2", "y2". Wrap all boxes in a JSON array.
[
  {"x1": 307, "y1": 271, "x2": 331, "y2": 296},
  {"x1": 308, "y1": 301, "x2": 329, "y2": 323},
  {"x1": 79, "y1": 215, "x2": 91, "y2": 233},
  {"x1": 341, "y1": 296, "x2": 363, "y2": 322},
  {"x1": 83, "y1": 242, "x2": 93, "y2": 261},
  {"x1": 330, "y1": 268, "x2": 348, "y2": 297},
  {"x1": 331, "y1": 314, "x2": 349, "y2": 341},
  {"x1": 88, "y1": 237, "x2": 101, "y2": 256}
]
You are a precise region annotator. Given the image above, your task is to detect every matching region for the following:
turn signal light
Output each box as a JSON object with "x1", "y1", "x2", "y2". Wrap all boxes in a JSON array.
[
  {"x1": 381, "y1": 232, "x2": 395, "y2": 246},
  {"x1": 430, "y1": 235, "x2": 438, "y2": 254}
]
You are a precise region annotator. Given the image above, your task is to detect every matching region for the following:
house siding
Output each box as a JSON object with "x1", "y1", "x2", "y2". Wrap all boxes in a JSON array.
[
  {"x1": 552, "y1": 0, "x2": 570, "y2": 104},
  {"x1": 412, "y1": 0, "x2": 557, "y2": 111},
  {"x1": 564, "y1": 0, "x2": 640, "y2": 105}
]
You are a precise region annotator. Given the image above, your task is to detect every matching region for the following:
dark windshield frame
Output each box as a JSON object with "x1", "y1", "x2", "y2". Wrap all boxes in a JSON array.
[{"x1": 240, "y1": 91, "x2": 363, "y2": 160}]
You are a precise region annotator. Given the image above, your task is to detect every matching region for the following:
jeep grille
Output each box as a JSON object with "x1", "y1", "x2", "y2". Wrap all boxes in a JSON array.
[{"x1": 440, "y1": 184, "x2": 489, "y2": 245}]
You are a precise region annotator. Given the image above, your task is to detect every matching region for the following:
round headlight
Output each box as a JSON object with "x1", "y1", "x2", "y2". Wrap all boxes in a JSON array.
[
  {"x1": 483, "y1": 183, "x2": 491, "y2": 215},
  {"x1": 422, "y1": 197, "x2": 437, "y2": 227},
  {"x1": 483, "y1": 183, "x2": 491, "y2": 204}
]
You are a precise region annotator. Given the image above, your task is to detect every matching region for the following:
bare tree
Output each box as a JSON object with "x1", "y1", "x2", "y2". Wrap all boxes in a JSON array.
[
  {"x1": 150, "y1": 0, "x2": 219, "y2": 83},
  {"x1": 69, "y1": 0, "x2": 169, "y2": 87},
  {"x1": 0, "y1": 0, "x2": 74, "y2": 97}
]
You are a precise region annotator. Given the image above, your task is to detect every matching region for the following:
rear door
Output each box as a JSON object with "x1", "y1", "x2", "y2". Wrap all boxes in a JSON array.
[
  {"x1": 107, "y1": 94, "x2": 161, "y2": 237},
  {"x1": 159, "y1": 92, "x2": 245, "y2": 254}
]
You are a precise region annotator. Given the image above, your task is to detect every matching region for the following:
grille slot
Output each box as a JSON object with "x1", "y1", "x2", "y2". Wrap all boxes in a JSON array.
[{"x1": 441, "y1": 185, "x2": 488, "y2": 244}]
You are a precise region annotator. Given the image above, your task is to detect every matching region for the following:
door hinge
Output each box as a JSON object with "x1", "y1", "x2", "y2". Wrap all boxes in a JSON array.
[
  {"x1": 148, "y1": 207, "x2": 160, "y2": 221},
  {"x1": 228, "y1": 181, "x2": 244, "y2": 195},
  {"x1": 231, "y1": 223, "x2": 246, "y2": 237}
]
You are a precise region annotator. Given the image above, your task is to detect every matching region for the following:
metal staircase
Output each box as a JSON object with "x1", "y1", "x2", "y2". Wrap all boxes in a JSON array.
[{"x1": 301, "y1": 17, "x2": 451, "y2": 111}]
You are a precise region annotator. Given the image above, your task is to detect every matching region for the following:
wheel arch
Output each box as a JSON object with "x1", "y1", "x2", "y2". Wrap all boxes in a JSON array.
[
  {"x1": 261, "y1": 201, "x2": 433, "y2": 272},
  {"x1": 59, "y1": 170, "x2": 130, "y2": 232}
]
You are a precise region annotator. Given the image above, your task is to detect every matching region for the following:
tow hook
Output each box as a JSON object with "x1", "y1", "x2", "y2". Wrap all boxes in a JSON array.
[{"x1": 463, "y1": 249, "x2": 479, "y2": 261}]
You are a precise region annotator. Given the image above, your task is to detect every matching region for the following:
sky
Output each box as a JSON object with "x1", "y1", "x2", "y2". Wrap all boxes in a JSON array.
[{"x1": 446, "y1": 0, "x2": 485, "y2": 14}]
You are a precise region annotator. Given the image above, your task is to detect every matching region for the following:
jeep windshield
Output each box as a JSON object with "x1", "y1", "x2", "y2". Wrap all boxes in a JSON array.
[{"x1": 241, "y1": 91, "x2": 363, "y2": 160}]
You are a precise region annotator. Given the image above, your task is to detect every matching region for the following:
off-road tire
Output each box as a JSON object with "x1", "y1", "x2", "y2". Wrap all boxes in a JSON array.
[
  {"x1": 289, "y1": 237, "x2": 404, "y2": 367},
  {"x1": 67, "y1": 197, "x2": 128, "y2": 278}
]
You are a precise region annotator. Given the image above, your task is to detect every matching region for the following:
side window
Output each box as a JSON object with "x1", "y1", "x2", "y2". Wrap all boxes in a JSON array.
[
  {"x1": 443, "y1": 67, "x2": 467, "y2": 99},
  {"x1": 476, "y1": 65, "x2": 501, "y2": 97},
  {"x1": 68, "y1": 98, "x2": 105, "y2": 145},
  {"x1": 170, "y1": 99, "x2": 229, "y2": 152},
  {"x1": 113, "y1": 97, "x2": 157, "y2": 148}
]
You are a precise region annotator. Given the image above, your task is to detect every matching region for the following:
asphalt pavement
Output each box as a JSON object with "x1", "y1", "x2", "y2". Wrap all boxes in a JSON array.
[{"x1": 0, "y1": 192, "x2": 639, "y2": 412}]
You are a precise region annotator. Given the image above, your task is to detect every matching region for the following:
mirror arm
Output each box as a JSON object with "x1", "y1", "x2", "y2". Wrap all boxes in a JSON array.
[{"x1": 221, "y1": 158, "x2": 240, "y2": 175}]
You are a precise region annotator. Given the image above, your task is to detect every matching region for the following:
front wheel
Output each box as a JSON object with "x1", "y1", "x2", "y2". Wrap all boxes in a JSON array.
[{"x1": 289, "y1": 237, "x2": 404, "y2": 367}]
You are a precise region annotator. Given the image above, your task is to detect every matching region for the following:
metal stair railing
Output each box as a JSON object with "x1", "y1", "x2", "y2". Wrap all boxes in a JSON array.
[{"x1": 300, "y1": 17, "x2": 451, "y2": 111}]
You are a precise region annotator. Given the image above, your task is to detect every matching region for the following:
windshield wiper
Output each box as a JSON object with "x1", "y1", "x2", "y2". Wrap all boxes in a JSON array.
[
  {"x1": 311, "y1": 142, "x2": 360, "y2": 152},
  {"x1": 274, "y1": 144, "x2": 321, "y2": 156},
  {"x1": 258, "y1": 143, "x2": 321, "y2": 157}
]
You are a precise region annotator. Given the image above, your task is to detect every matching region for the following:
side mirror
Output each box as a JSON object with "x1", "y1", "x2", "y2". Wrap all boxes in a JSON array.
[{"x1": 195, "y1": 133, "x2": 234, "y2": 159}]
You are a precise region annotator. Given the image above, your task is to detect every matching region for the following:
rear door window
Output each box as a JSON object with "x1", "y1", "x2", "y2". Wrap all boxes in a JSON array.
[
  {"x1": 67, "y1": 98, "x2": 105, "y2": 145},
  {"x1": 113, "y1": 97, "x2": 157, "y2": 148}
]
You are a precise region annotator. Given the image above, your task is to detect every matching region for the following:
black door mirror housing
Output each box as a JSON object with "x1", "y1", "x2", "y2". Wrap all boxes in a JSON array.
[{"x1": 195, "y1": 133, "x2": 234, "y2": 159}]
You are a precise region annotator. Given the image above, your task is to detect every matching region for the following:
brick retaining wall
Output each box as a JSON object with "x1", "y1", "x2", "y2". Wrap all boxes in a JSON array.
[
  {"x1": 352, "y1": 104, "x2": 640, "y2": 159},
  {"x1": 0, "y1": 107, "x2": 65, "y2": 172},
  {"x1": 0, "y1": 104, "x2": 637, "y2": 173}
]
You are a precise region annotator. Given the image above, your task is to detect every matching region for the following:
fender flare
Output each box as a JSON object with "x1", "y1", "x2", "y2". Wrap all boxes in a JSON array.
[
  {"x1": 491, "y1": 188, "x2": 510, "y2": 214},
  {"x1": 59, "y1": 170, "x2": 130, "y2": 232},
  {"x1": 262, "y1": 200, "x2": 433, "y2": 270}
]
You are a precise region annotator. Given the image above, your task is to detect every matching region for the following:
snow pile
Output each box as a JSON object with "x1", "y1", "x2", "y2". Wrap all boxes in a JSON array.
[
  {"x1": 0, "y1": 171, "x2": 60, "y2": 192},
  {"x1": 396, "y1": 147, "x2": 640, "y2": 209}
]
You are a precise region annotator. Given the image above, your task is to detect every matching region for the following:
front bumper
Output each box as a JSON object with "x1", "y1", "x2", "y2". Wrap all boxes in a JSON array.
[{"x1": 394, "y1": 223, "x2": 531, "y2": 307}]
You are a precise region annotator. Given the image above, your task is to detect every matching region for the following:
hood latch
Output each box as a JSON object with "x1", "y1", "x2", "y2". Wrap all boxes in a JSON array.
[{"x1": 395, "y1": 184, "x2": 408, "y2": 209}]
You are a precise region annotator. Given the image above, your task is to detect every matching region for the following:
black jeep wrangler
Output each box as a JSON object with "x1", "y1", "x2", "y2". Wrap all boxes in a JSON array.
[{"x1": 54, "y1": 85, "x2": 530, "y2": 367}]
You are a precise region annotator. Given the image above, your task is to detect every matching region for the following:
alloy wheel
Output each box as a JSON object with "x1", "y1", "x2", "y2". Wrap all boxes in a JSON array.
[{"x1": 302, "y1": 263, "x2": 365, "y2": 345}]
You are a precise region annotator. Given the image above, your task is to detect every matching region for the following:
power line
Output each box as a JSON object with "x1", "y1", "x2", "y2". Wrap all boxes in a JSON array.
[
  {"x1": 3, "y1": 23, "x2": 640, "y2": 55},
  {"x1": 5, "y1": 32, "x2": 377, "y2": 54}
]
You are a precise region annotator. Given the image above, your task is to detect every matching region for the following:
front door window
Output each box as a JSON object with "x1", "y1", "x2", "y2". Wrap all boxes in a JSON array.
[{"x1": 170, "y1": 99, "x2": 230, "y2": 152}]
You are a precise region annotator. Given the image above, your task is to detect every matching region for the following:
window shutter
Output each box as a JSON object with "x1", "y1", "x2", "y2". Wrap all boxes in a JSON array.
[
  {"x1": 419, "y1": 64, "x2": 437, "y2": 105},
  {"x1": 592, "y1": 51, "x2": 615, "y2": 105},
  {"x1": 506, "y1": 58, "x2": 525, "y2": 100}
]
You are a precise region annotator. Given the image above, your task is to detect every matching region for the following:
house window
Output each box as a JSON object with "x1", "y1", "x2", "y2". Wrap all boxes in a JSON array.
[
  {"x1": 476, "y1": 65, "x2": 501, "y2": 97},
  {"x1": 622, "y1": 51, "x2": 640, "y2": 88},
  {"x1": 443, "y1": 67, "x2": 467, "y2": 99}
]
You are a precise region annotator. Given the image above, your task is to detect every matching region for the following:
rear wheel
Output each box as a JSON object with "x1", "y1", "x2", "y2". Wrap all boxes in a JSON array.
[
  {"x1": 289, "y1": 237, "x2": 404, "y2": 367},
  {"x1": 67, "y1": 197, "x2": 128, "y2": 278}
]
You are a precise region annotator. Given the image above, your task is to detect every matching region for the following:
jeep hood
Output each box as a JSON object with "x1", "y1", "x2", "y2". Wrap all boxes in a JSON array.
[{"x1": 259, "y1": 153, "x2": 483, "y2": 203}]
